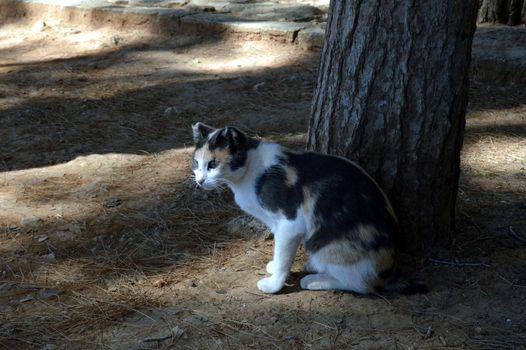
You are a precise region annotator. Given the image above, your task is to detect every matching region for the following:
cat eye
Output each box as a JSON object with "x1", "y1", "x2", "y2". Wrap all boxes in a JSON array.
[
  {"x1": 192, "y1": 158, "x2": 198, "y2": 168},
  {"x1": 207, "y1": 159, "x2": 218, "y2": 170}
]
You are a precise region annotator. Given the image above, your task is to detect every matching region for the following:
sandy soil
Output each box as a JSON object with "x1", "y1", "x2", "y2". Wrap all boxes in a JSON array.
[{"x1": 1, "y1": 18, "x2": 525, "y2": 350}]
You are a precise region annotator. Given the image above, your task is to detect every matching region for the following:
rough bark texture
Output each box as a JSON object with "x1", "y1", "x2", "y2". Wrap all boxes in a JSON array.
[
  {"x1": 307, "y1": 0, "x2": 479, "y2": 252},
  {"x1": 478, "y1": 0, "x2": 526, "y2": 25}
]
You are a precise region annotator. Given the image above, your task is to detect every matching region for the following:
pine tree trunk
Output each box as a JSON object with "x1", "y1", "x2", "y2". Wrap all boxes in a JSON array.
[
  {"x1": 307, "y1": 0, "x2": 479, "y2": 252},
  {"x1": 478, "y1": 0, "x2": 526, "y2": 25}
]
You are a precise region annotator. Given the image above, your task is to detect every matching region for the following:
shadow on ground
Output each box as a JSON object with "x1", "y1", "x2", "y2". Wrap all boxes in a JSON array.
[{"x1": 0, "y1": 22, "x2": 525, "y2": 349}]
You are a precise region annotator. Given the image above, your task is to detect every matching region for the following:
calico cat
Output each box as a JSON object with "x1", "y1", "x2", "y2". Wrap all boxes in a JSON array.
[{"x1": 191, "y1": 122, "x2": 426, "y2": 294}]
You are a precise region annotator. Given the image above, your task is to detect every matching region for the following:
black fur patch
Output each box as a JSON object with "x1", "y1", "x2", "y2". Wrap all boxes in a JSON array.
[
  {"x1": 377, "y1": 274, "x2": 429, "y2": 295},
  {"x1": 192, "y1": 122, "x2": 215, "y2": 144},
  {"x1": 207, "y1": 130, "x2": 229, "y2": 150},
  {"x1": 276, "y1": 152, "x2": 398, "y2": 253},
  {"x1": 378, "y1": 263, "x2": 396, "y2": 279},
  {"x1": 255, "y1": 164, "x2": 303, "y2": 220},
  {"x1": 206, "y1": 128, "x2": 260, "y2": 171},
  {"x1": 230, "y1": 138, "x2": 260, "y2": 171},
  {"x1": 194, "y1": 138, "x2": 208, "y2": 152}
]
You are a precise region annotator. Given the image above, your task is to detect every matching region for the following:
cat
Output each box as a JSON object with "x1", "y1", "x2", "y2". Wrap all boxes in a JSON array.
[{"x1": 191, "y1": 122, "x2": 427, "y2": 295}]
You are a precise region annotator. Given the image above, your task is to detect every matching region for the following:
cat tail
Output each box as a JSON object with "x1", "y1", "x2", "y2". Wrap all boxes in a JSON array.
[{"x1": 377, "y1": 272, "x2": 429, "y2": 295}]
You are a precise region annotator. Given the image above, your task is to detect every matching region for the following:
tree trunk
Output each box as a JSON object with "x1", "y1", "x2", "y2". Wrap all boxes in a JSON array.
[
  {"x1": 478, "y1": 0, "x2": 526, "y2": 25},
  {"x1": 307, "y1": 0, "x2": 479, "y2": 253}
]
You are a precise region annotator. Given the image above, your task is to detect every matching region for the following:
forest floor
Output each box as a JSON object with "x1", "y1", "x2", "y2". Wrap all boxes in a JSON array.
[{"x1": 1, "y1": 14, "x2": 526, "y2": 350}]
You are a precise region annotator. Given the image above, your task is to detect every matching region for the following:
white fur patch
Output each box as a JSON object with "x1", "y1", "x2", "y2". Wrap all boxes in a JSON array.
[{"x1": 304, "y1": 256, "x2": 377, "y2": 294}]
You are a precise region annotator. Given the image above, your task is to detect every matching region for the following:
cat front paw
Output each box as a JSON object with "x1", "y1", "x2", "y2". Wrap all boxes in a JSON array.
[
  {"x1": 257, "y1": 276, "x2": 284, "y2": 294},
  {"x1": 266, "y1": 260, "x2": 275, "y2": 274}
]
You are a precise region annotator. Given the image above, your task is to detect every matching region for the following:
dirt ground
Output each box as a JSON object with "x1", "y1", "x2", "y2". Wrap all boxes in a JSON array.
[{"x1": 1, "y1": 17, "x2": 525, "y2": 350}]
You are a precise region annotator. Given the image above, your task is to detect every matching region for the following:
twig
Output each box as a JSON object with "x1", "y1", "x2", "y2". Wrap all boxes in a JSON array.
[
  {"x1": 509, "y1": 226, "x2": 526, "y2": 243},
  {"x1": 142, "y1": 335, "x2": 171, "y2": 343},
  {"x1": 428, "y1": 258, "x2": 490, "y2": 267},
  {"x1": 312, "y1": 320, "x2": 337, "y2": 330},
  {"x1": 460, "y1": 210, "x2": 483, "y2": 234},
  {"x1": 496, "y1": 273, "x2": 526, "y2": 288},
  {"x1": 373, "y1": 292, "x2": 392, "y2": 306}
]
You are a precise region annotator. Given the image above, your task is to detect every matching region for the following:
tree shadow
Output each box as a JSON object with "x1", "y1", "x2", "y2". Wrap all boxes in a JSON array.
[
  {"x1": 0, "y1": 25, "x2": 320, "y2": 348},
  {"x1": 1, "y1": 17, "x2": 525, "y2": 348},
  {"x1": 0, "y1": 30, "x2": 317, "y2": 171}
]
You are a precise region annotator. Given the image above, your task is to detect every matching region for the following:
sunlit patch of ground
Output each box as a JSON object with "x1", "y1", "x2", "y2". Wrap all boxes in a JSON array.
[
  {"x1": 462, "y1": 105, "x2": 526, "y2": 195},
  {"x1": 1, "y1": 19, "x2": 525, "y2": 350}
]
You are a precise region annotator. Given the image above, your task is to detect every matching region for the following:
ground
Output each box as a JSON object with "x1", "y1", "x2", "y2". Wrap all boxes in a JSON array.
[{"x1": 1, "y1": 11, "x2": 526, "y2": 350}]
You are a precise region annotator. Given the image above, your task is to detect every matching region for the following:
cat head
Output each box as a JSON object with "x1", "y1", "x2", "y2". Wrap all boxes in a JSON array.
[{"x1": 191, "y1": 122, "x2": 255, "y2": 189}]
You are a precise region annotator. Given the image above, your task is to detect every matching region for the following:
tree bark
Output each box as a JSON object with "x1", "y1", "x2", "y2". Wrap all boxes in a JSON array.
[
  {"x1": 307, "y1": 0, "x2": 479, "y2": 252},
  {"x1": 478, "y1": 0, "x2": 526, "y2": 25}
]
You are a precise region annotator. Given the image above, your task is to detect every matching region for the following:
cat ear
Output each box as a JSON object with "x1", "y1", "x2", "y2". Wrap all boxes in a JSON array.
[
  {"x1": 222, "y1": 126, "x2": 247, "y2": 149},
  {"x1": 192, "y1": 122, "x2": 215, "y2": 144}
]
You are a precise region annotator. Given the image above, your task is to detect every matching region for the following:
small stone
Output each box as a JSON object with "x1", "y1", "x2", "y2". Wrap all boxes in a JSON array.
[
  {"x1": 474, "y1": 326, "x2": 483, "y2": 334},
  {"x1": 39, "y1": 289, "x2": 60, "y2": 299},
  {"x1": 111, "y1": 35, "x2": 123, "y2": 46},
  {"x1": 32, "y1": 20, "x2": 48, "y2": 32},
  {"x1": 215, "y1": 289, "x2": 227, "y2": 294},
  {"x1": 19, "y1": 295, "x2": 34, "y2": 303},
  {"x1": 103, "y1": 197, "x2": 121, "y2": 208},
  {"x1": 39, "y1": 252, "x2": 56, "y2": 262},
  {"x1": 270, "y1": 316, "x2": 278, "y2": 324},
  {"x1": 196, "y1": 314, "x2": 208, "y2": 322},
  {"x1": 506, "y1": 318, "x2": 512, "y2": 325},
  {"x1": 37, "y1": 235, "x2": 49, "y2": 242},
  {"x1": 193, "y1": 58, "x2": 201, "y2": 64},
  {"x1": 20, "y1": 216, "x2": 42, "y2": 229},
  {"x1": 253, "y1": 82, "x2": 265, "y2": 91},
  {"x1": 188, "y1": 281, "x2": 197, "y2": 287},
  {"x1": 172, "y1": 325, "x2": 185, "y2": 338},
  {"x1": 152, "y1": 279, "x2": 167, "y2": 288},
  {"x1": 164, "y1": 106, "x2": 182, "y2": 117}
]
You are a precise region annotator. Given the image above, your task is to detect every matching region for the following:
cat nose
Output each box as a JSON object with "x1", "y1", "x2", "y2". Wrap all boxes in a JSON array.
[{"x1": 197, "y1": 178, "x2": 205, "y2": 186}]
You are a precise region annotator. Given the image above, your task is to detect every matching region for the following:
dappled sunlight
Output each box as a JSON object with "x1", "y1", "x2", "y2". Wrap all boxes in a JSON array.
[
  {"x1": 191, "y1": 41, "x2": 292, "y2": 73},
  {"x1": 0, "y1": 23, "x2": 150, "y2": 67},
  {"x1": 121, "y1": 39, "x2": 297, "y2": 75},
  {"x1": 0, "y1": 149, "x2": 189, "y2": 226},
  {"x1": 462, "y1": 135, "x2": 526, "y2": 177},
  {"x1": 468, "y1": 106, "x2": 526, "y2": 128},
  {"x1": 0, "y1": 143, "x2": 246, "y2": 345},
  {"x1": 463, "y1": 106, "x2": 526, "y2": 185},
  {"x1": 3, "y1": 8, "x2": 525, "y2": 349},
  {"x1": 0, "y1": 21, "x2": 314, "y2": 172}
]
